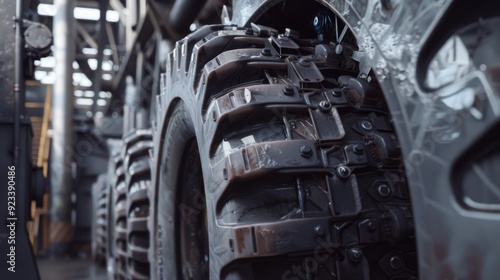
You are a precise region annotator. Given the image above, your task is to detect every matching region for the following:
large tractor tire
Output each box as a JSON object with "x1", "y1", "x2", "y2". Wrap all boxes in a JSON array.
[
  {"x1": 150, "y1": 3, "x2": 417, "y2": 279},
  {"x1": 113, "y1": 129, "x2": 153, "y2": 280},
  {"x1": 91, "y1": 173, "x2": 109, "y2": 265},
  {"x1": 106, "y1": 152, "x2": 122, "y2": 276}
]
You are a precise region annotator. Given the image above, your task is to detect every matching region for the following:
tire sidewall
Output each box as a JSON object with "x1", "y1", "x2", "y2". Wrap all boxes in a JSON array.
[{"x1": 152, "y1": 102, "x2": 196, "y2": 279}]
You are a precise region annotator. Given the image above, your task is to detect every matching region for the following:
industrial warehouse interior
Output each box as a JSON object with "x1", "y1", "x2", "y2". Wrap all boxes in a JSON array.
[{"x1": 0, "y1": 0, "x2": 499, "y2": 279}]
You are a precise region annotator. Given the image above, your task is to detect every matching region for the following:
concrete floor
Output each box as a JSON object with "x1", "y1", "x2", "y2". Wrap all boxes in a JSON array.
[{"x1": 37, "y1": 258, "x2": 108, "y2": 280}]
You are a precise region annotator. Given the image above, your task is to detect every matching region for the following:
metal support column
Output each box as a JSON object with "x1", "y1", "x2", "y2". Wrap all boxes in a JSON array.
[
  {"x1": 92, "y1": 0, "x2": 109, "y2": 114},
  {"x1": 14, "y1": 0, "x2": 25, "y2": 168},
  {"x1": 50, "y1": 0, "x2": 75, "y2": 255}
]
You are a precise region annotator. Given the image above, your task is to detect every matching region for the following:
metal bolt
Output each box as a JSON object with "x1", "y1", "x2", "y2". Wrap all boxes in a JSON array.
[
  {"x1": 245, "y1": 28, "x2": 253, "y2": 35},
  {"x1": 389, "y1": 256, "x2": 402, "y2": 270},
  {"x1": 283, "y1": 85, "x2": 294, "y2": 96},
  {"x1": 361, "y1": 121, "x2": 373, "y2": 131},
  {"x1": 354, "y1": 144, "x2": 364, "y2": 154},
  {"x1": 335, "y1": 44, "x2": 343, "y2": 55},
  {"x1": 298, "y1": 57, "x2": 311, "y2": 67},
  {"x1": 300, "y1": 145, "x2": 313, "y2": 158},
  {"x1": 378, "y1": 184, "x2": 391, "y2": 197},
  {"x1": 341, "y1": 85, "x2": 350, "y2": 93},
  {"x1": 331, "y1": 88, "x2": 342, "y2": 97},
  {"x1": 337, "y1": 165, "x2": 351, "y2": 178},
  {"x1": 318, "y1": 100, "x2": 331, "y2": 112},
  {"x1": 349, "y1": 247, "x2": 363, "y2": 262},
  {"x1": 314, "y1": 225, "x2": 325, "y2": 237},
  {"x1": 368, "y1": 221, "x2": 377, "y2": 232},
  {"x1": 261, "y1": 48, "x2": 272, "y2": 56}
]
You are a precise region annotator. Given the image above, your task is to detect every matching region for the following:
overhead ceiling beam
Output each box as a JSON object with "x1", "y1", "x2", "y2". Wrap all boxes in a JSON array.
[
  {"x1": 76, "y1": 21, "x2": 98, "y2": 49},
  {"x1": 109, "y1": 0, "x2": 127, "y2": 25}
]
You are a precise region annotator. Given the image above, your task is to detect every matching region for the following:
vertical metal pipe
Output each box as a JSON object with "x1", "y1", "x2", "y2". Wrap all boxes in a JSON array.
[
  {"x1": 135, "y1": 49, "x2": 145, "y2": 129},
  {"x1": 50, "y1": 0, "x2": 75, "y2": 255},
  {"x1": 92, "y1": 0, "x2": 109, "y2": 114},
  {"x1": 124, "y1": 75, "x2": 137, "y2": 133},
  {"x1": 13, "y1": 0, "x2": 24, "y2": 168}
]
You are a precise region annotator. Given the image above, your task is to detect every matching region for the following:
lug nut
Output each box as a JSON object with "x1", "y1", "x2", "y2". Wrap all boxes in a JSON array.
[
  {"x1": 389, "y1": 256, "x2": 402, "y2": 270},
  {"x1": 298, "y1": 57, "x2": 311, "y2": 67},
  {"x1": 349, "y1": 247, "x2": 363, "y2": 262},
  {"x1": 331, "y1": 88, "x2": 342, "y2": 97},
  {"x1": 361, "y1": 121, "x2": 373, "y2": 131},
  {"x1": 261, "y1": 48, "x2": 272, "y2": 56},
  {"x1": 337, "y1": 165, "x2": 351, "y2": 178},
  {"x1": 300, "y1": 145, "x2": 313, "y2": 158},
  {"x1": 318, "y1": 100, "x2": 331, "y2": 112},
  {"x1": 314, "y1": 225, "x2": 325, "y2": 237},
  {"x1": 354, "y1": 144, "x2": 364, "y2": 154},
  {"x1": 283, "y1": 85, "x2": 294, "y2": 96},
  {"x1": 335, "y1": 44, "x2": 343, "y2": 55},
  {"x1": 378, "y1": 184, "x2": 391, "y2": 197},
  {"x1": 368, "y1": 221, "x2": 378, "y2": 232}
]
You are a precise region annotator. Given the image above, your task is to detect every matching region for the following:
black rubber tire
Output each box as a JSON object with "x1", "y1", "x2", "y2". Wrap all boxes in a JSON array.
[
  {"x1": 151, "y1": 23, "x2": 416, "y2": 279},
  {"x1": 92, "y1": 173, "x2": 109, "y2": 265},
  {"x1": 124, "y1": 131, "x2": 153, "y2": 280},
  {"x1": 106, "y1": 153, "x2": 122, "y2": 277},
  {"x1": 113, "y1": 129, "x2": 153, "y2": 280},
  {"x1": 113, "y1": 156, "x2": 128, "y2": 280},
  {"x1": 152, "y1": 103, "x2": 208, "y2": 280}
]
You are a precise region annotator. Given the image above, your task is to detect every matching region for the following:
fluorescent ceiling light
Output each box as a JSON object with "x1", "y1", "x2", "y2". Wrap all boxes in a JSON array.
[
  {"x1": 34, "y1": 70, "x2": 47, "y2": 81},
  {"x1": 82, "y1": 48, "x2": 98, "y2": 55},
  {"x1": 102, "y1": 73, "x2": 113, "y2": 80},
  {"x1": 97, "y1": 99, "x2": 107, "y2": 106},
  {"x1": 39, "y1": 56, "x2": 56, "y2": 68},
  {"x1": 37, "y1": 71, "x2": 55, "y2": 84},
  {"x1": 76, "y1": 98, "x2": 94, "y2": 106},
  {"x1": 106, "y1": 11, "x2": 120, "y2": 22},
  {"x1": 74, "y1": 7, "x2": 100, "y2": 20},
  {"x1": 88, "y1": 58, "x2": 98, "y2": 70},
  {"x1": 102, "y1": 61, "x2": 113, "y2": 71},
  {"x1": 73, "y1": 72, "x2": 93, "y2": 87},
  {"x1": 99, "y1": 91, "x2": 112, "y2": 98},
  {"x1": 37, "y1": 4, "x2": 56, "y2": 16},
  {"x1": 37, "y1": 4, "x2": 119, "y2": 22}
]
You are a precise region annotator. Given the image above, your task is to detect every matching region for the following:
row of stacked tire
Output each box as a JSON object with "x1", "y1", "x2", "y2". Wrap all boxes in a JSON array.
[{"x1": 92, "y1": 129, "x2": 152, "y2": 280}]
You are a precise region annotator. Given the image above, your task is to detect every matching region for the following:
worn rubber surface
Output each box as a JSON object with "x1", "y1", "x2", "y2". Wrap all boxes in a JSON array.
[
  {"x1": 150, "y1": 21, "x2": 417, "y2": 279},
  {"x1": 113, "y1": 129, "x2": 153, "y2": 280},
  {"x1": 92, "y1": 173, "x2": 109, "y2": 265}
]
